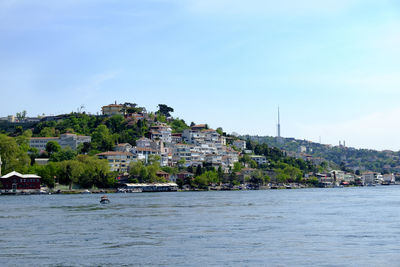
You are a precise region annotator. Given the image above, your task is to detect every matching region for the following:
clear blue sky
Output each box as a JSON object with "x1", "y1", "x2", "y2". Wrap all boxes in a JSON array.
[{"x1": 1, "y1": 0, "x2": 400, "y2": 150}]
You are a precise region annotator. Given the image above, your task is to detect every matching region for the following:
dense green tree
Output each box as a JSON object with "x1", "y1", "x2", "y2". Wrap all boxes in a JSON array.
[
  {"x1": 45, "y1": 141, "x2": 61, "y2": 155},
  {"x1": 50, "y1": 147, "x2": 77, "y2": 162},
  {"x1": 170, "y1": 118, "x2": 189, "y2": 133},
  {"x1": 57, "y1": 160, "x2": 84, "y2": 190},
  {"x1": 0, "y1": 134, "x2": 30, "y2": 173},
  {"x1": 16, "y1": 110, "x2": 27, "y2": 121},
  {"x1": 157, "y1": 104, "x2": 174, "y2": 117},
  {"x1": 39, "y1": 127, "x2": 58, "y2": 137},
  {"x1": 91, "y1": 125, "x2": 114, "y2": 151}
]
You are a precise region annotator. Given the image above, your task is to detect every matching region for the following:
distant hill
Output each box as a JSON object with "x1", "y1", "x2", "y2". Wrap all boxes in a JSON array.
[{"x1": 242, "y1": 135, "x2": 400, "y2": 174}]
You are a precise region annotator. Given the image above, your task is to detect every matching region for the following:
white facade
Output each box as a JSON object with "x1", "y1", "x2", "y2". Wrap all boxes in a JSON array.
[
  {"x1": 233, "y1": 140, "x2": 246, "y2": 150},
  {"x1": 362, "y1": 172, "x2": 376, "y2": 185},
  {"x1": 30, "y1": 133, "x2": 91, "y2": 151},
  {"x1": 97, "y1": 151, "x2": 134, "y2": 173},
  {"x1": 250, "y1": 155, "x2": 267, "y2": 165}
]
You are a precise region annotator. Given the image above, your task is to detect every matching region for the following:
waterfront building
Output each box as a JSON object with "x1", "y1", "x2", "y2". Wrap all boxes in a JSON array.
[
  {"x1": 383, "y1": 173, "x2": 395, "y2": 184},
  {"x1": 362, "y1": 172, "x2": 376, "y2": 185},
  {"x1": 29, "y1": 133, "x2": 91, "y2": 151},
  {"x1": 156, "y1": 170, "x2": 170, "y2": 181},
  {"x1": 0, "y1": 171, "x2": 41, "y2": 193},
  {"x1": 177, "y1": 171, "x2": 194, "y2": 181},
  {"x1": 96, "y1": 151, "x2": 134, "y2": 173}
]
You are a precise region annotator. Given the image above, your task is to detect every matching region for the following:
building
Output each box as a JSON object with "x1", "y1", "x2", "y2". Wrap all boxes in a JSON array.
[
  {"x1": 136, "y1": 137, "x2": 156, "y2": 149},
  {"x1": 177, "y1": 171, "x2": 194, "y2": 181},
  {"x1": 101, "y1": 102, "x2": 124, "y2": 116},
  {"x1": 330, "y1": 170, "x2": 345, "y2": 183},
  {"x1": 131, "y1": 147, "x2": 159, "y2": 163},
  {"x1": 150, "y1": 123, "x2": 172, "y2": 143},
  {"x1": 383, "y1": 173, "x2": 395, "y2": 184},
  {"x1": 362, "y1": 172, "x2": 376, "y2": 185},
  {"x1": 250, "y1": 155, "x2": 267, "y2": 166},
  {"x1": 96, "y1": 151, "x2": 134, "y2": 173},
  {"x1": 191, "y1": 124, "x2": 207, "y2": 131},
  {"x1": 114, "y1": 143, "x2": 133, "y2": 152},
  {"x1": 172, "y1": 144, "x2": 192, "y2": 167},
  {"x1": 233, "y1": 140, "x2": 246, "y2": 150},
  {"x1": 171, "y1": 133, "x2": 182, "y2": 144},
  {"x1": 156, "y1": 171, "x2": 170, "y2": 181},
  {"x1": 0, "y1": 171, "x2": 41, "y2": 193},
  {"x1": 29, "y1": 133, "x2": 91, "y2": 151}
]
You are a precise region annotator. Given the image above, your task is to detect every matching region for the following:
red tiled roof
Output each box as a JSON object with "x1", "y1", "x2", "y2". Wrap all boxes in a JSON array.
[
  {"x1": 135, "y1": 147, "x2": 158, "y2": 152},
  {"x1": 30, "y1": 137, "x2": 59, "y2": 139},
  {"x1": 96, "y1": 151, "x2": 133, "y2": 156}
]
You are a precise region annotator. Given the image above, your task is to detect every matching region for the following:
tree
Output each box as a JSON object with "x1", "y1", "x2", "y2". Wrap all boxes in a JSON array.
[
  {"x1": 0, "y1": 134, "x2": 30, "y2": 173},
  {"x1": 306, "y1": 176, "x2": 319, "y2": 186},
  {"x1": 157, "y1": 104, "x2": 174, "y2": 118},
  {"x1": 233, "y1": 162, "x2": 242, "y2": 172},
  {"x1": 195, "y1": 165, "x2": 203, "y2": 176},
  {"x1": 75, "y1": 155, "x2": 110, "y2": 188},
  {"x1": 39, "y1": 127, "x2": 58, "y2": 137},
  {"x1": 129, "y1": 161, "x2": 145, "y2": 178},
  {"x1": 45, "y1": 141, "x2": 61, "y2": 155},
  {"x1": 249, "y1": 170, "x2": 265, "y2": 186},
  {"x1": 217, "y1": 165, "x2": 224, "y2": 179},
  {"x1": 78, "y1": 142, "x2": 92, "y2": 154},
  {"x1": 57, "y1": 160, "x2": 84, "y2": 190},
  {"x1": 16, "y1": 130, "x2": 32, "y2": 152},
  {"x1": 91, "y1": 125, "x2": 114, "y2": 151},
  {"x1": 16, "y1": 110, "x2": 27, "y2": 121},
  {"x1": 177, "y1": 158, "x2": 186, "y2": 169},
  {"x1": 216, "y1": 127, "x2": 223, "y2": 136},
  {"x1": 50, "y1": 147, "x2": 77, "y2": 162},
  {"x1": 170, "y1": 118, "x2": 189, "y2": 133}
]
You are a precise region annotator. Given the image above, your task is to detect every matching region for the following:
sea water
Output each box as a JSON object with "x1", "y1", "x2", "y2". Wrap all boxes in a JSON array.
[{"x1": 1, "y1": 186, "x2": 400, "y2": 266}]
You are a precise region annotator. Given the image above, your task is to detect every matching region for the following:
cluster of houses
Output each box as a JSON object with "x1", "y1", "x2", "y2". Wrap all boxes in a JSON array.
[
  {"x1": 313, "y1": 170, "x2": 397, "y2": 187},
  {"x1": 5, "y1": 102, "x2": 399, "y2": 193},
  {"x1": 97, "y1": 122, "x2": 241, "y2": 175}
]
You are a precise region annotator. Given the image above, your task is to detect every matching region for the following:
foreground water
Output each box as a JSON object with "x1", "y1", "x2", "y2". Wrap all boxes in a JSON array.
[{"x1": 1, "y1": 187, "x2": 400, "y2": 266}]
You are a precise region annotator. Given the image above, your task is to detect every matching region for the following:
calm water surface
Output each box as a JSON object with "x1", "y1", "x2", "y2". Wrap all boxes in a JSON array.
[{"x1": 1, "y1": 186, "x2": 400, "y2": 266}]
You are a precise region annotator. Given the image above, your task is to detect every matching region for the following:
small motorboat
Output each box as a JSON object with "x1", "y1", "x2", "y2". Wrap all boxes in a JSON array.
[{"x1": 100, "y1": 195, "x2": 110, "y2": 204}]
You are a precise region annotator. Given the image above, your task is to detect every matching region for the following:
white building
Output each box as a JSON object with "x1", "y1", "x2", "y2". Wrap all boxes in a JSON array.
[
  {"x1": 233, "y1": 140, "x2": 246, "y2": 150},
  {"x1": 362, "y1": 172, "x2": 376, "y2": 185},
  {"x1": 383, "y1": 173, "x2": 395, "y2": 184},
  {"x1": 150, "y1": 123, "x2": 172, "y2": 143},
  {"x1": 114, "y1": 143, "x2": 133, "y2": 152},
  {"x1": 96, "y1": 151, "x2": 134, "y2": 173},
  {"x1": 250, "y1": 155, "x2": 267, "y2": 166},
  {"x1": 30, "y1": 133, "x2": 91, "y2": 151}
]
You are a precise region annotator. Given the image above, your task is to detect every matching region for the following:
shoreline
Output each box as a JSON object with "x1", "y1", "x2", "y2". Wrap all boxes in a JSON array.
[{"x1": 2, "y1": 183, "x2": 396, "y2": 195}]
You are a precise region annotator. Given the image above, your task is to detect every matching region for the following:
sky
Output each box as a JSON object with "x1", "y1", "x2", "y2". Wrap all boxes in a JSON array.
[{"x1": 1, "y1": 0, "x2": 400, "y2": 151}]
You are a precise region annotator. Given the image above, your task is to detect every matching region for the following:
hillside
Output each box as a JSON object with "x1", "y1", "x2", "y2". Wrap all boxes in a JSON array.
[{"x1": 243, "y1": 135, "x2": 400, "y2": 174}]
